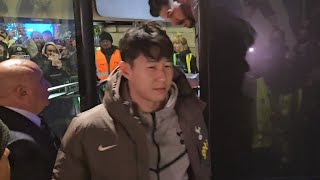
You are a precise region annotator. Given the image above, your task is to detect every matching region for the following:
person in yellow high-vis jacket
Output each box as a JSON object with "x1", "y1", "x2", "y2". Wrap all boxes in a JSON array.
[
  {"x1": 254, "y1": 77, "x2": 303, "y2": 163},
  {"x1": 172, "y1": 34, "x2": 198, "y2": 74},
  {"x1": 95, "y1": 32, "x2": 122, "y2": 80}
]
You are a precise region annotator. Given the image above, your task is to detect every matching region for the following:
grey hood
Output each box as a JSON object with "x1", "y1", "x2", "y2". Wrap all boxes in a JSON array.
[
  {"x1": 103, "y1": 67, "x2": 179, "y2": 117},
  {"x1": 41, "y1": 42, "x2": 61, "y2": 57},
  {"x1": 103, "y1": 67, "x2": 192, "y2": 180}
]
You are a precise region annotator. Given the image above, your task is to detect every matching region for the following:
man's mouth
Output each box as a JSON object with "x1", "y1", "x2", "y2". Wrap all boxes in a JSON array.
[{"x1": 154, "y1": 88, "x2": 166, "y2": 93}]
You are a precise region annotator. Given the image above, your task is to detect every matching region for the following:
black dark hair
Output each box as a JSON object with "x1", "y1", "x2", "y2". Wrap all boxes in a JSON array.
[
  {"x1": 148, "y1": 0, "x2": 170, "y2": 17},
  {"x1": 42, "y1": 30, "x2": 53, "y2": 36},
  {"x1": 8, "y1": 45, "x2": 29, "y2": 57},
  {"x1": 119, "y1": 21, "x2": 173, "y2": 66}
]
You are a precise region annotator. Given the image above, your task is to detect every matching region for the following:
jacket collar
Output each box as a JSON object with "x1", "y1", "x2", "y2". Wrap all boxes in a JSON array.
[{"x1": 102, "y1": 67, "x2": 207, "y2": 179}]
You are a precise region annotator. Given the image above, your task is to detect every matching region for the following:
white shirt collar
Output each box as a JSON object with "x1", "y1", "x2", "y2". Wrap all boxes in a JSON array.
[{"x1": 6, "y1": 106, "x2": 41, "y2": 127}]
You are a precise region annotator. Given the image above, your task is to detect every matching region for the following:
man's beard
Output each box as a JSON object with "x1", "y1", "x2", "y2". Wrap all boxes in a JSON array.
[{"x1": 180, "y1": 3, "x2": 195, "y2": 27}]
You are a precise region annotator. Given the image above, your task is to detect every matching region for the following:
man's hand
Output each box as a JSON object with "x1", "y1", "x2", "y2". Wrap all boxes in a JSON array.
[
  {"x1": 48, "y1": 53, "x2": 63, "y2": 69},
  {"x1": 0, "y1": 148, "x2": 10, "y2": 180}
]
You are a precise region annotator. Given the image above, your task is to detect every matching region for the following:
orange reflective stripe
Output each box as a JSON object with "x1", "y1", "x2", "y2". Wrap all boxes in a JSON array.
[{"x1": 109, "y1": 49, "x2": 122, "y2": 73}]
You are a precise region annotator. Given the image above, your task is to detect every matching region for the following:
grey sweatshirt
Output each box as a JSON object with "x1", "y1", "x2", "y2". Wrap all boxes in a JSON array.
[{"x1": 138, "y1": 84, "x2": 190, "y2": 180}]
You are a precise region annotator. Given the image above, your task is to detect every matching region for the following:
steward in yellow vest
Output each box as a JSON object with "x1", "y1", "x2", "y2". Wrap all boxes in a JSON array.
[
  {"x1": 173, "y1": 49, "x2": 198, "y2": 74},
  {"x1": 172, "y1": 35, "x2": 198, "y2": 74}
]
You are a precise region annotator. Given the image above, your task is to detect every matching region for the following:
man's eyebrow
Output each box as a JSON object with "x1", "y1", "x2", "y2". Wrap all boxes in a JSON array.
[{"x1": 146, "y1": 58, "x2": 158, "y2": 62}]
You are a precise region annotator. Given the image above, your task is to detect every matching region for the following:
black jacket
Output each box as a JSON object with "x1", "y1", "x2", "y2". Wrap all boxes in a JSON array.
[
  {"x1": 0, "y1": 106, "x2": 60, "y2": 180},
  {"x1": 38, "y1": 55, "x2": 70, "y2": 86}
]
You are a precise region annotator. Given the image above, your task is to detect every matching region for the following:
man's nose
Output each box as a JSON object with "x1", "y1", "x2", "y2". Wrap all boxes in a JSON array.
[
  {"x1": 170, "y1": 19, "x2": 179, "y2": 25},
  {"x1": 156, "y1": 67, "x2": 167, "y2": 82},
  {"x1": 169, "y1": 16, "x2": 181, "y2": 25}
]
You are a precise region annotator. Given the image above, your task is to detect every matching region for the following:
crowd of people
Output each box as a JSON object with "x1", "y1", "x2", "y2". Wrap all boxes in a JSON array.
[{"x1": 0, "y1": 28, "x2": 77, "y2": 86}]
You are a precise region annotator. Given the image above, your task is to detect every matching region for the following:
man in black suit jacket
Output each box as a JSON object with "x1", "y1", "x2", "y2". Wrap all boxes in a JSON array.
[{"x1": 0, "y1": 59, "x2": 60, "y2": 180}]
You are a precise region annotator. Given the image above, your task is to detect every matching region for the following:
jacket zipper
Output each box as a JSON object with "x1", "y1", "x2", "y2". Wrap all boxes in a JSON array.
[{"x1": 151, "y1": 113, "x2": 161, "y2": 180}]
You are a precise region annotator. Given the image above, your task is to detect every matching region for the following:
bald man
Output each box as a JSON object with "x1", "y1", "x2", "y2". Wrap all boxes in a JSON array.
[{"x1": 0, "y1": 59, "x2": 60, "y2": 180}]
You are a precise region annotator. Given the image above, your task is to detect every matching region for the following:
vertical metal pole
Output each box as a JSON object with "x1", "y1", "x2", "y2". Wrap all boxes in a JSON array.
[{"x1": 73, "y1": 0, "x2": 99, "y2": 111}]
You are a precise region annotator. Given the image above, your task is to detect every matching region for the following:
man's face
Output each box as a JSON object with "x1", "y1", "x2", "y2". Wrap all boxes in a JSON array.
[
  {"x1": 45, "y1": 45, "x2": 57, "y2": 57},
  {"x1": 32, "y1": 35, "x2": 44, "y2": 47},
  {"x1": 65, "y1": 38, "x2": 75, "y2": 46},
  {"x1": 159, "y1": 1, "x2": 195, "y2": 28},
  {"x1": 123, "y1": 54, "x2": 174, "y2": 107},
  {"x1": 100, "y1": 40, "x2": 112, "y2": 50},
  {"x1": 43, "y1": 33, "x2": 52, "y2": 42},
  {"x1": 26, "y1": 66, "x2": 51, "y2": 114}
]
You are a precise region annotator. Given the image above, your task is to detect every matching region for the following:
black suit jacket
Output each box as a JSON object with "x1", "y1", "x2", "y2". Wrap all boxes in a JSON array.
[{"x1": 0, "y1": 106, "x2": 60, "y2": 180}]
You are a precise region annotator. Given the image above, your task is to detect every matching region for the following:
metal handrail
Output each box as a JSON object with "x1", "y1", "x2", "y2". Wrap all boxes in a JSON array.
[
  {"x1": 48, "y1": 82, "x2": 79, "y2": 92},
  {"x1": 48, "y1": 82, "x2": 80, "y2": 100}
]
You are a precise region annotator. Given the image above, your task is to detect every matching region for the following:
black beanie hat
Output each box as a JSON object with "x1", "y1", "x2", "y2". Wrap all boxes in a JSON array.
[
  {"x1": 99, "y1": 31, "x2": 113, "y2": 43},
  {"x1": 8, "y1": 45, "x2": 29, "y2": 57},
  {"x1": 0, "y1": 119, "x2": 9, "y2": 156}
]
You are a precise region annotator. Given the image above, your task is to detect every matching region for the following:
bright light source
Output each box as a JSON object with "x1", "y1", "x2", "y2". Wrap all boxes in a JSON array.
[{"x1": 248, "y1": 47, "x2": 255, "y2": 53}]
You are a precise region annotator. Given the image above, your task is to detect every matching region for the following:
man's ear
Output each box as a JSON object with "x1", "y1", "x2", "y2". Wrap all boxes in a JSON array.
[
  {"x1": 15, "y1": 85, "x2": 28, "y2": 97},
  {"x1": 120, "y1": 61, "x2": 132, "y2": 80},
  {"x1": 12, "y1": 85, "x2": 28, "y2": 98}
]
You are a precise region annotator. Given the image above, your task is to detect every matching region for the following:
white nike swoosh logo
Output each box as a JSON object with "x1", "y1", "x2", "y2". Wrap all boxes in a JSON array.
[{"x1": 98, "y1": 144, "x2": 117, "y2": 151}]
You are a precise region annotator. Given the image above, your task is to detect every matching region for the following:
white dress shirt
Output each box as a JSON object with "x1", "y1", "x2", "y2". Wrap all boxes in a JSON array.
[{"x1": 6, "y1": 106, "x2": 41, "y2": 127}]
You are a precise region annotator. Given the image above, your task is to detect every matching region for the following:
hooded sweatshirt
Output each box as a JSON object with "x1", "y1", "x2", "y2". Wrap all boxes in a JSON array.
[
  {"x1": 41, "y1": 42, "x2": 63, "y2": 69},
  {"x1": 107, "y1": 68, "x2": 190, "y2": 180},
  {"x1": 39, "y1": 42, "x2": 69, "y2": 86}
]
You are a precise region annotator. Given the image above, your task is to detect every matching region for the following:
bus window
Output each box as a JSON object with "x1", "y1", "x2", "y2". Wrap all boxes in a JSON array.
[
  {"x1": 93, "y1": 21, "x2": 198, "y2": 97},
  {"x1": 95, "y1": 0, "x2": 161, "y2": 21},
  {"x1": 94, "y1": 0, "x2": 199, "y2": 95},
  {"x1": 0, "y1": 0, "x2": 80, "y2": 138}
]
